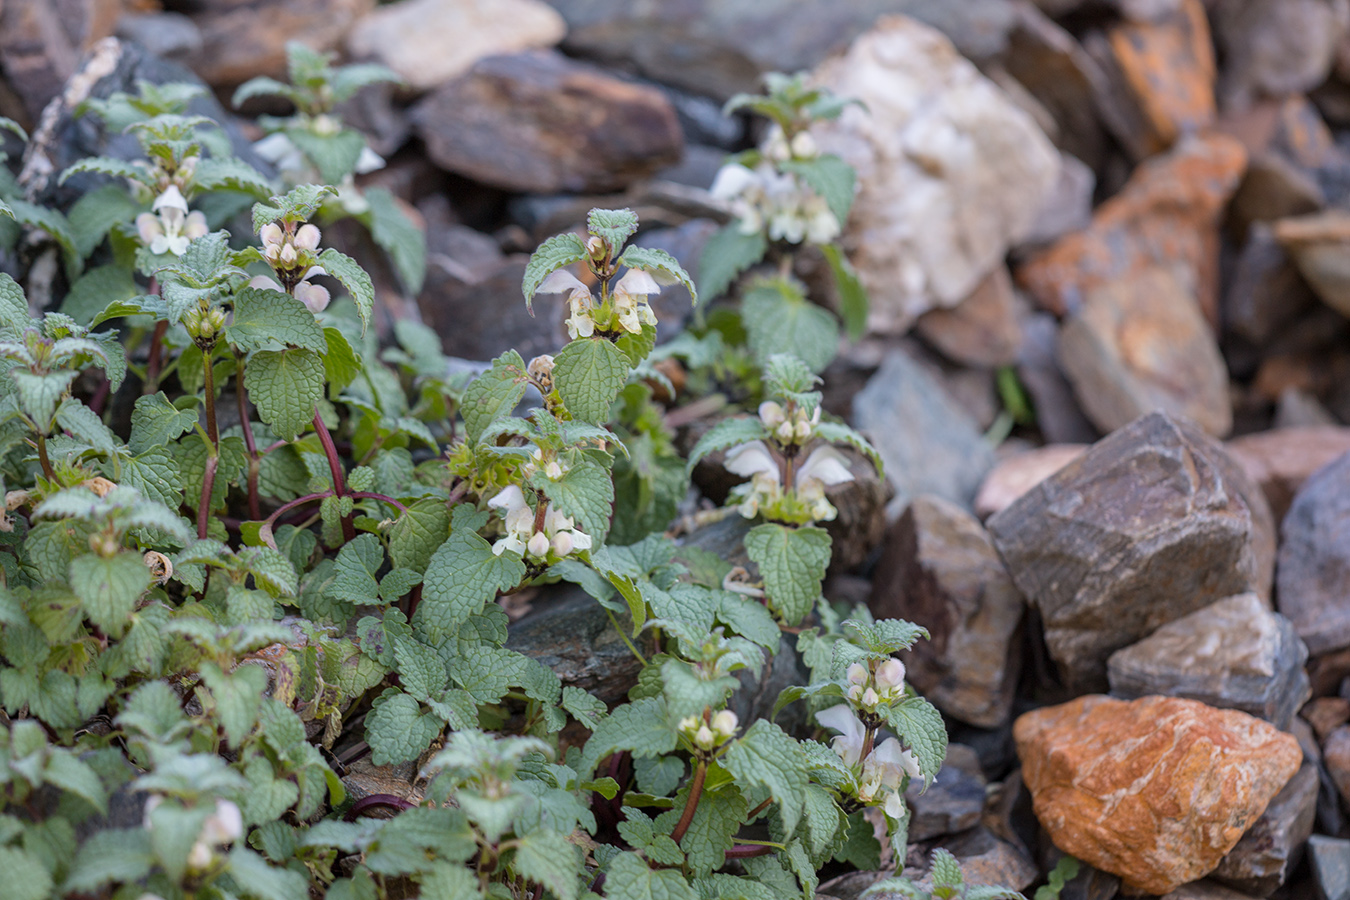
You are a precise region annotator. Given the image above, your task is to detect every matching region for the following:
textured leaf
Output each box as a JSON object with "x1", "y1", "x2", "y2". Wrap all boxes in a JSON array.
[
  {"x1": 198, "y1": 661, "x2": 267, "y2": 748},
  {"x1": 461, "y1": 350, "x2": 528, "y2": 443},
  {"x1": 318, "y1": 247, "x2": 375, "y2": 335},
  {"x1": 879, "y1": 696, "x2": 947, "y2": 787},
  {"x1": 522, "y1": 232, "x2": 588, "y2": 310},
  {"x1": 514, "y1": 827, "x2": 581, "y2": 900},
  {"x1": 582, "y1": 697, "x2": 677, "y2": 774},
  {"x1": 59, "y1": 156, "x2": 147, "y2": 186},
  {"x1": 561, "y1": 686, "x2": 607, "y2": 730},
  {"x1": 12, "y1": 369, "x2": 76, "y2": 427},
  {"x1": 44, "y1": 750, "x2": 108, "y2": 813},
  {"x1": 842, "y1": 619, "x2": 929, "y2": 656},
  {"x1": 387, "y1": 498, "x2": 450, "y2": 573},
  {"x1": 67, "y1": 184, "x2": 142, "y2": 257},
  {"x1": 553, "y1": 336, "x2": 629, "y2": 424},
  {"x1": 744, "y1": 524, "x2": 830, "y2": 627},
  {"x1": 69, "y1": 551, "x2": 151, "y2": 637},
  {"x1": 781, "y1": 155, "x2": 855, "y2": 224},
  {"x1": 820, "y1": 242, "x2": 868, "y2": 342},
  {"x1": 246, "y1": 348, "x2": 323, "y2": 440},
  {"x1": 605, "y1": 852, "x2": 698, "y2": 900},
  {"x1": 619, "y1": 245, "x2": 697, "y2": 305},
  {"x1": 327, "y1": 533, "x2": 383, "y2": 604},
  {"x1": 227, "y1": 846, "x2": 311, "y2": 900},
  {"x1": 588, "y1": 208, "x2": 639, "y2": 249},
  {"x1": 0, "y1": 271, "x2": 28, "y2": 329},
  {"x1": 323, "y1": 326, "x2": 362, "y2": 392},
  {"x1": 0, "y1": 846, "x2": 54, "y2": 900},
  {"x1": 415, "y1": 521, "x2": 525, "y2": 640},
  {"x1": 7, "y1": 198, "x2": 80, "y2": 276},
  {"x1": 55, "y1": 398, "x2": 119, "y2": 454},
  {"x1": 192, "y1": 156, "x2": 274, "y2": 197},
  {"x1": 538, "y1": 458, "x2": 613, "y2": 545},
  {"x1": 251, "y1": 184, "x2": 335, "y2": 233},
  {"x1": 395, "y1": 637, "x2": 447, "y2": 700},
  {"x1": 229, "y1": 286, "x2": 326, "y2": 353},
  {"x1": 685, "y1": 416, "x2": 767, "y2": 472},
  {"x1": 366, "y1": 691, "x2": 442, "y2": 765},
  {"x1": 723, "y1": 719, "x2": 807, "y2": 837},
  {"x1": 665, "y1": 783, "x2": 746, "y2": 876},
  {"x1": 129, "y1": 392, "x2": 198, "y2": 454},
  {"x1": 365, "y1": 186, "x2": 427, "y2": 293},
  {"x1": 742, "y1": 278, "x2": 837, "y2": 374},
  {"x1": 698, "y1": 223, "x2": 766, "y2": 301},
  {"x1": 232, "y1": 76, "x2": 295, "y2": 106},
  {"x1": 63, "y1": 829, "x2": 153, "y2": 892},
  {"x1": 289, "y1": 126, "x2": 366, "y2": 184},
  {"x1": 717, "y1": 592, "x2": 781, "y2": 650},
  {"x1": 813, "y1": 420, "x2": 882, "y2": 477}
]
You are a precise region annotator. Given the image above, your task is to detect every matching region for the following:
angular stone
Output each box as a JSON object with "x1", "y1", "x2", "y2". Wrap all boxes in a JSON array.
[
  {"x1": 851, "y1": 350, "x2": 996, "y2": 516},
  {"x1": 1084, "y1": 0, "x2": 1216, "y2": 161},
  {"x1": 1276, "y1": 450, "x2": 1350, "y2": 655},
  {"x1": 0, "y1": 0, "x2": 122, "y2": 121},
  {"x1": 974, "y1": 444, "x2": 1087, "y2": 520},
  {"x1": 987, "y1": 411, "x2": 1277, "y2": 692},
  {"x1": 1224, "y1": 223, "x2": 1319, "y2": 349},
  {"x1": 418, "y1": 254, "x2": 566, "y2": 363},
  {"x1": 1160, "y1": 883, "x2": 1265, "y2": 900},
  {"x1": 1324, "y1": 726, "x2": 1350, "y2": 807},
  {"x1": 1018, "y1": 152, "x2": 1096, "y2": 251},
  {"x1": 1308, "y1": 835, "x2": 1350, "y2": 900},
  {"x1": 1014, "y1": 695, "x2": 1303, "y2": 896},
  {"x1": 1058, "y1": 265, "x2": 1233, "y2": 437},
  {"x1": 346, "y1": 0, "x2": 566, "y2": 91},
  {"x1": 1015, "y1": 313, "x2": 1100, "y2": 445},
  {"x1": 1274, "y1": 388, "x2": 1340, "y2": 430},
  {"x1": 1212, "y1": 762, "x2": 1319, "y2": 896},
  {"x1": 1226, "y1": 427, "x2": 1350, "y2": 523},
  {"x1": 1303, "y1": 697, "x2": 1350, "y2": 742},
  {"x1": 1016, "y1": 133, "x2": 1247, "y2": 320},
  {"x1": 186, "y1": 0, "x2": 375, "y2": 88},
  {"x1": 810, "y1": 15, "x2": 1060, "y2": 333},
  {"x1": 937, "y1": 826, "x2": 1038, "y2": 893},
  {"x1": 1213, "y1": 0, "x2": 1350, "y2": 109},
  {"x1": 903, "y1": 743, "x2": 986, "y2": 841},
  {"x1": 914, "y1": 266, "x2": 1023, "y2": 368},
  {"x1": 1275, "y1": 210, "x2": 1350, "y2": 319},
  {"x1": 870, "y1": 495, "x2": 1024, "y2": 728},
  {"x1": 340, "y1": 756, "x2": 423, "y2": 805},
  {"x1": 1106, "y1": 593, "x2": 1311, "y2": 731},
  {"x1": 115, "y1": 12, "x2": 204, "y2": 66},
  {"x1": 411, "y1": 50, "x2": 682, "y2": 193}
]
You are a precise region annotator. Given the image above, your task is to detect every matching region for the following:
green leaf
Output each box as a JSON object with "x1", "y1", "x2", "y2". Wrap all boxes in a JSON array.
[
  {"x1": 717, "y1": 593, "x2": 781, "y2": 650},
  {"x1": 67, "y1": 184, "x2": 142, "y2": 258},
  {"x1": 0, "y1": 846, "x2": 54, "y2": 900},
  {"x1": 553, "y1": 336, "x2": 629, "y2": 424},
  {"x1": 461, "y1": 350, "x2": 528, "y2": 443},
  {"x1": 6, "y1": 199, "x2": 79, "y2": 275},
  {"x1": 227, "y1": 845, "x2": 312, "y2": 900},
  {"x1": 538, "y1": 458, "x2": 613, "y2": 545},
  {"x1": 229, "y1": 286, "x2": 327, "y2": 353},
  {"x1": 395, "y1": 636, "x2": 447, "y2": 700},
  {"x1": 418, "y1": 862, "x2": 482, "y2": 900},
  {"x1": 69, "y1": 551, "x2": 151, "y2": 638},
  {"x1": 619, "y1": 245, "x2": 697, "y2": 306},
  {"x1": 388, "y1": 498, "x2": 451, "y2": 573},
  {"x1": 582, "y1": 697, "x2": 677, "y2": 774},
  {"x1": 660, "y1": 658, "x2": 737, "y2": 724},
  {"x1": 326, "y1": 532, "x2": 382, "y2": 603},
  {"x1": 332, "y1": 61, "x2": 404, "y2": 100},
  {"x1": 63, "y1": 829, "x2": 153, "y2": 892},
  {"x1": 814, "y1": 420, "x2": 882, "y2": 477},
  {"x1": 288, "y1": 126, "x2": 366, "y2": 184},
  {"x1": 820, "y1": 243, "x2": 867, "y2": 342},
  {"x1": 686, "y1": 416, "x2": 767, "y2": 472},
  {"x1": 61, "y1": 265, "x2": 139, "y2": 326},
  {"x1": 192, "y1": 156, "x2": 274, "y2": 197},
  {"x1": 744, "y1": 524, "x2": 830, "y2": 627},
  {"x1": 588, "y1": 208, "x2": 639, "y2": 250},
  {"x1": 605, "y1": 851, "x2": 698, "y2": 900},
  {"x1": 514, "y1": 828, "x2": 581, "y2": 900},
  {"x1": 364, "y1": 185, "x2": 427, "y2": 293},
  {"x1": 55, "y1": 398, "x2": 119, "y2": 454},
  {"x1": 366, "y1": 691, "x2": 443, "y2": 765},
  {"x1": 323, "y1": 325, "x2": 362, "y2": 391},
  {"x1": 781, "y1": 155, "x2": 855, "y2": 225},
  {"x1": 698, "y1": 223, "x2": 766, "y2": 301},
  {"x1": 246, "y1": 348, "x2": 323, "y2": 440},
  {"x1": 0, "y1": 271, "x2": 29, "y2": 329},
  {"x1": 416, "y1": 517, "x2": 526, "y2": 640},
  {"x1": 931, "y1": 847, "x2": 964, "y2": 889},
  {"x1": 251, "y1": 183, "x2": 335, "y2": 233},
  {"x1": 198, "y1": 661, "x2": 267, "y2": 748},
  {"x1": 561, "y1": 686, "x2": 607, "y2": 730},
  {"x1": 58, "y1": 156, "x2": 147, "y2": 186},
  {"x1": 742, "y1": 278, "x2": 838, "y2": 373},
  {"x1": 318, "y1": 247, "x2": 375, "y2": 335},
  {"x1": 663, "y1": 783, "x2": 746, "y2": 876},
  {"x1": 842, "y1": 619, "x2": 929, "y2": 656},
  {"x1": 232, "y1": 76, "x2": 296, "y2": 106},
  {"x1": 44, "y1": 750, "x2": 108, "y2": 813},
  {"x1": 723, "y1": 719, "x2": 808, "y2": 837},
  {"x1": 129, "y1": 391, "x2": 199, "y2": 454},
  {"x1": 763, "y1": 354, "x2": 819, "y2": 397},
  {"x1": 12, "y1": 369, "x2": 76, "y2": 427},
  {"x1": 879, "y1": 696, "x2": 947, "y2": 788},
  {"x1": 522, "y1": 232, "x2": 589, "y2": 310}
]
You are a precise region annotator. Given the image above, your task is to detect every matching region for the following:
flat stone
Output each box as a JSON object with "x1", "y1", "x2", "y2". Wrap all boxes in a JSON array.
[
  {"x1": 974, "y1": 444, "x2": 1087, "y2": 520},
  {"x1": 411, "y1": 50, "x2": 682, "y2": 193},
  {"x1": 851, "y1": 350, "x2": 996, "y2": 517},
  {"x1": 1015, "y1": 313, "x2": 1100, "y2": 445},
  {"x1": 1303, "y1": 697, "x2": 1350, "y2": 742},
  {"x1": 1226, "y1": 427, "x2": 1350, "y2": 524},
  {"x1": 1224, "y1": 223, "x2": 1319, "y2": 349},
  {"x1": 1106, "y1": 593, "x2": 1311, "y2": 731},
  {"x1": 186, "y1": 0, "x2": 375, "y2": 88},
  {"x1": 1274, "y1": 388, "x2": 1340, "y2": 430},
  {"x1": 987, "y1": 411, "x2": 1276, "y2": 692},
  {"x1": 1058, "y1": 265, "x2": 1233, "y2": 438},
  {"x1": 914, "y1": 266, "x2": 1023, "y2": 368},
  {"x1": 1308, "y1": 835, "x2": 1350, "y2": 900},
  {"x1": 871, "y1": 495, "x2": 1024, "y2": 728},
  {"x1": 1084, "y1": 0, "x2": 1216, "y2": 161},
  {"x1": 1275, "y1": 210, "x2": 1350, "y2": 319},
  {"x1": 1212, "y1": 762, "x2": 1319, "y2": 896},
  {"x1": 938, "y1": 826, "x2": 1038, "y2": 893},
  {"x1": 1275, "y1": 449, "x2": 1350, "y2": 655},
  {"x1": 418, "y1": 254, "x2": 566, "y2": 363},
  {"x1": 1014, "y1": 695, "x2": 1303, "y2": 896},
  {"x1": 810, "y1": 14, "x2": 1060, "y2": 333},
  {"x1": 340, "y1": 756, "x2": 423, "y2": 805},
  {"x1": 904, "y1": 743, "x2": 986, "y2": 841},
  {"x1": 0, "y1": 0, "x2": 123, "y2": 121},
  {"x1": 1213, "y1": 0, "x2": 1350, "y2": 110},
  {"x1": 1017, "y1": 133, "x2": 1247, "y2": 321},
  {"x1": 346, "y1": 0, "x2": 566, "y2": 92}
]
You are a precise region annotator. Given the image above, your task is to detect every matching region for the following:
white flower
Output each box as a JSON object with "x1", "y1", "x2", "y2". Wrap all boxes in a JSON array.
[
  {"x1": 487, "y1": 485, "x2": 591, "y2": 561},
  {"x1": 260, "y1": 222, "x2": 285, "y2": 251},
  {"x1": 137, "y1": 187, "x2": 208, "y2": 256},
  {"x1": 803, "y1": 194, "x2": 841, "y2": 244},
  {"x1": 488, "y1": 485, "x2": 535, "y2": 557},
  {"x1": 859, "y1": 738, "x2": 919, "y2": 818},
  {"x1": 876, "y1": 658, "x2": 906, "y2": 698},
  {"x1": 710, "y1": 163, "x2": 758, "y2": 202},
  {"x1": 816, "y1": 703, "x2": 866, "y2": 768},
  {"x1": 355, "y1": 145, "x2": 385, "y2": 175},
  {"x1": 793, "y1": 445, "x2": 854, "y2": 522},
  {"x1": 724, "y1": 440, "x2": 783, "y2": 519},
  {"x1": 758, "y1": 401, "x2": 786, "y2": 429},
  {"x1": 537, "y1": 269, "x2": 596, "y2": 340},
  {"x1": 294, "y1": 223, "x2": 322, "y2": 250},
  {"x1": 847, "y1": 663, "x2": 868, "y2": 686},
  {"x1": 711, "y1": 710, "x2": 739, "y2": 739},
  {"x1": 152, "y1": 185, "x2": 188, "y2": 214},
  {"x1": 612, "y1": 268, "x2": 661, "y2": 335},
  {"x1": 254, "y1": 132, "x2": 306, "y2": 177},
  {"x1": 694, "y1": 724, "x2": 716, "y2": 750}
]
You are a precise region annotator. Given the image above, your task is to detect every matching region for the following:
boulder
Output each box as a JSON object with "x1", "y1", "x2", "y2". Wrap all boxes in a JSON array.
[
  {"x1": 1275, "y1": 449, "x2": 1350, "y2": 655},
  {"x1": 185, "y1": 0, "x2": 375, "y2": 88},
  {"x1": 987, "y1": 412, "x2": 1276, "y2": 692},
  {"x1": 411, "y1": 50, "x2": 682, "y2": 193},
  {"x1": 418, "y1": 254, "x2": 567, "y2": 363},
  {"x1": 1212, "y1": 762, "x2": 1319, "y2": 896},
  {"x1": 1014, "y1": 695, "x2": 1302, "y2": 895},
  {"x1": 1226, "y1": 426, "x2": 1350, "y2": 523},
  {"x1": 1014, "y1": 314, "x2": 1100, "y2": 445},
  {"x1": 1106, "y1": 593, "x2": 1311, "y2": 731},
  {"x1": 973, "y1": 444, "x2": 1086, "y2": 520},
  {"x1": 811, "y1": 15, "x2": 1060, "y2": 333},
  {"x1": 1224, "y1": 223, "x2": 1319, "y2": 349},
  {"x1": 870, "y1": 495, "x2": 1024, "y2": 728},
  {"x1": 1213, "y1": 0, "x2": 1350, "y2": 109},
  {"x1": 0, "y1": 0, "x2": 123, "y2": 122},
  {"x1": 1308, "y1": 835, "x2": 1350, "y2": 900},
  {"x1": 914, "y1": 266, "x2": 1023, "y2": 369},
  {"x1": 903, "y1": 743, "x2": 986, "y2": 841},
  {"x1": 1275, "y1": 210, "x2": 1350, "y2": 319}
]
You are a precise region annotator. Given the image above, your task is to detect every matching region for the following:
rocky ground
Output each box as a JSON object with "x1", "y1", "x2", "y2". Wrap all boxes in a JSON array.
[{"x1": 9, "y1": 0, "x2": 1350, "y2": 897}]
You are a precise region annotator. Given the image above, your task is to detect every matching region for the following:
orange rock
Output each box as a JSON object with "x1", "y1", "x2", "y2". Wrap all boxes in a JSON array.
[
  {"x1": 1014, "y1": 695, "x2": 1302, "y2": 895},
  {"x1": 1016, "y1": 133, "x2": 1247, "y2": 322}
]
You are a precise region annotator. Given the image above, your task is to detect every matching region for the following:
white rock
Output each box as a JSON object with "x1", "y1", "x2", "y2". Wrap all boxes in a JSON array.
[
  {"x1": 811, "y1": 15, "x2": 1060, "y2": 334},
  {"x1": 346, "y1": 0, "x2": 567, "y2": 91}
]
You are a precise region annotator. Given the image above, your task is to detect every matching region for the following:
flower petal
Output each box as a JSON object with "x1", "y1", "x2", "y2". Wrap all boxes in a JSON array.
[
  {"x1": 799, "y1": 445, "x2": 854, "y2": 487},
  {"x1": 537, "y1": 269, "x2": 590, "y2": 295},
  {"x1": 614, "y1": 267, "x2": 661, "y2": 297},
  {"x1": 724, "y1": 441, "x2": 780, "y2": 480}
]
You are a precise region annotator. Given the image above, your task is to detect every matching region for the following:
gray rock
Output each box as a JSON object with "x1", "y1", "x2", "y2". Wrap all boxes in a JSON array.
[
  {"x1": 1159, "y1": 882, "x2": 1266, "y2": 900},
  {"x1": 1225, "y1": 223, "x2": 1319, "y2": 349},
  {"x1": 0, "y1": 0, "x2": 121, "y2": 121},
  {"x1": 1106, "y1": 593, "x2": 1311, "y2": 731},
  {"x1": 115, "y1": 12, "x2": 203, "y2": 63},
  {"x1": 418, "y1": 254, "x2": 567, "y2": 363},
  {"x1": 851, "y1": 350, "x2": 996, "y2": 517},
  {"x1": 1018, "y1": 153, "x2": 1096, "y2": 251},
  {"x1": 871, "y1": 495, "x2": 1024, "y2": 728},
  {"x1": 1276, "y1": 450, "x2": 1350, "y2": 655},
  {"x1": 1226, "y1": 427, "x2": 1350, "y2": 525},
  {"x1": 1308, "y1": 835, "x2": 1350, "y2": 900},
  {"x1": 1212, "y1": 762, "x2": 1319, "y2": 897},
  {"x1": 1213, "y1": 0, "x2": 1350, "y2": 109},
  {"x1": 904, "y1": 743, "x2": 987, "y2": 841},
  {"x1": 935, "y1": 825, "x2": 1038, "y2": 893},
  {"x1": 987, "y1": 411, "x2": 1277, "y2": 692},
  {"x1": 411, "y1": 50, "x2": 682, "y2": 193},
  {"x1": 1015, "y1": 313, "x2": 1100, "y2": 445},
  {"x1": 633, "y1": 219, "x2": 719, "y2": 333}
]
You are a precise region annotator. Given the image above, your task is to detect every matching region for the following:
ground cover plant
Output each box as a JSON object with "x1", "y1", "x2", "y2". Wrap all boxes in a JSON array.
[{"x1": 0, "y1": 51, "x2": 1025, "y2": 900}]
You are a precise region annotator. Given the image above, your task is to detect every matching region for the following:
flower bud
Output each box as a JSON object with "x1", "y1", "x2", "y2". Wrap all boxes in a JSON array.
[
  {"x1": 790, "y1": 132, "x2": 818, "y2": 159},
  {"x1": 260, "y1": 223, "x2": 284, "y2": 249},
  {"x1": 136, "y1": 212, "x2": 162, "y2": 245},
  {"x1": 679, "y1": 716, "x2": 700, "y2": 733},
  {"x1": 758, "y1": 401, "x2": 785, "y2": 428},
  {"x1": 279, "y1": 243, "x2": 298, "y2": 266},
  {"x1": 862, "y1": 688, "x2": 879, "y2": 709},
  {"x1": 527, "y1": 532, "x2": 551, "y2": 559},
  {"x1": 694, "y1": 724, "x2": 715, "y2": 750},
  {"x1": 876, "y1": 658, "x2": 906, "y2": 692},
  {"x1": 294, "y1": 281, "x2": 331, "y2": 314},
  {"x1": 294, "y1": 223, "x2": 321, "y2": 251},
  {"x1": 847, "y1": 683, "x2": 863, "y2": 702},
  {"x1": 551, "y1": 531, "x2": 573, "y2": 557},
  {"x1": 847, "y1": 663, "x2": 869, "y2": 686},
  {"x1": 586, "y1": 235, "x2": 606, "y2": 259},
  {"x1": 777, "y1": 421, "x2": 795, "y2": 443},
  {"x1": 711, "y1": 710, "x2": 738, "y2": 738}
]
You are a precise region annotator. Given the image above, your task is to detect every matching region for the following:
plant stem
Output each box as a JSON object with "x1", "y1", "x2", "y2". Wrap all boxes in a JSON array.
[
  {"x1": 349, "y1": 491, "x2": 409, "y2": 514},
  {"x1": 745, "y1": 797, "x2": 773, "y2": 822},
  {"x1": 261, "y1": 491, "x2": 334, "y2": 535},
  {"x1": 603, "y1": 608, "x2": 647, "y2": 667},
  {"x1": 860, "y1": 725, "x2": 876, "y2": 764},
  {"x1": 313, "y1": 410, "x2": 356, "y2": 543},
  {"x1": 236, "y1": 356, "x2": 261, "y2": 521},
  {"x1": 34, "y1": 434, "x2": 54, "y2": 480},
  {"x1": 725, "y1": 844, "x2": 775, "y2": 859},
  {"x1": 671, "y1": 760, "x2": 707, "y2": 846},
  {"x1": 202, "y1": 349, "x2": 220, "y2": 448},
  {"x1": 197, "y1": 455, "x2": 217, "y2": 540},
  {"x1": 343, "y1": 794, "x2": 416, "y2": 821}
]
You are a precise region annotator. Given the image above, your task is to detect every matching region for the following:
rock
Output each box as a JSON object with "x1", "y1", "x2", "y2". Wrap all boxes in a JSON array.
[
  {"x1": 1325, "y1": 726, "x2": 1350, "y2": 805},
  {"x1": 914, "y1": 266, "x2": 1023, "y2": 369},
  {"x1": 346, "y1": 0, "x2": 566, "y2": 92},
  {"x1": 1083, "y1": 0, "x2": 1216, "y2": 161},
  {"x1": 1213, "y1": 0, "x2": 1350, "y2": 109},
  {"x1": 1016, "y1": 133, "x2": 1247, "y2": 321},
  {"x1": 904, "y1": 743, "x2": 986, "y2": 841},
  {"x1": 1224, "y1": 223, "x2": 1319, "y2": 349},
  {"x1": 1159, "y1": 883, "x2": 1265, "y2": 900},
  {"x1": 1212, "y1": 762, "x2": 1318, "y2": 896},
  {"x1": 411, "y1": 50, "x2": 682, "y2": 193},
  {"x1": 1057, "y1": 265, "x2": 1233, "y2": 438},
  {"x1": 1017, "y1": 152, "x2": 1096, "y2": 251},
  {"x1": 1308, "y1": 835, "x2": 1350, "y2": 900},
  {"x1": 1014, "y1": 695, "x2": 1302, "y2": 896},
  {"x1": 851, "y1": 350, "x2": 996, "y2": 517},
  {"x1": 631, "y1": 219, "x2": 719, "y2": 333},
  {"x1": 936, "y1": 826, "x2": 1039, "y2": 893},
  {"x1": 1015, "y1": 313, "x2": 1100, "y2": 445},
  {"x1": 1274, "y1": 388, "x2": 1341, "y2": 430},
  {"x1": 340, "y1": 755, "x2": 423, "y2": 805},
  {"x1": 870, "y1": 495, "x2": 1024, "y2": 728},
  {"x1": 987, "y1": 411, "x2": 1277, "y2": 692},
  {"x1": 974, "y1": 444, "x2": 1087, "y2": 520},
  {"x1": 810, "y1": 15, "x2": 1060, "y2": 334},
  {"x1": 1106, "y1": 593, "x2": 1311, "y2": 731},
  {"x1": 418, "y1": 253, "x2": 567, "y2": 363},
  {"x1": 115, "y1": 12, "x2": 204, "y2": 65},
  {"x1": 1276, "y1": 449, "x2": 1350, "y2": 655},
  {"x1": 185, "y1": 0, "x2": 375, "y2": 88},
  {"x1": 1304, "y1": 697, "x2": 1350, "y2": 742},
  {"x1": 0, "y1": 0, "x2": 123, "y2": 122},
  {"x1": 1275, "y1": 210, "x2": 1350, "y2": 319},
  {"x1": 1226, "y1": 427, "x2": 1350, "y2": 523}
]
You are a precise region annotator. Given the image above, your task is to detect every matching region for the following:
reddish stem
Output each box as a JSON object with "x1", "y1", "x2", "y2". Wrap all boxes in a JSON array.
[
  {"x1": 725, "y1": 844, "x2": 774, "y2": 859},
  {"x1": 313, "y1": 410, "x2": 355, "y2": 543},
  {"x1": 349, "y1": 491, "x2": 409, "y2": 514},
  {"x1": 745, "y1": 797, "x2": 773, "y2": 822},
  {"x1": 236, "y1": 356, "x2": 261, "y2": 520},
  {"x1": 670, "y1": 760, "x2": 707, "y2": 846},
  {"x1": 344, "y1": 794, "x2": 416, "y2": 821},
  {"x1": 197, "y1": 455, "x2": 217, "y2": 539}
]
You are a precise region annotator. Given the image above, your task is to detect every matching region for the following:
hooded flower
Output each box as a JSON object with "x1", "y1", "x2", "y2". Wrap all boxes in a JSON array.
[
  {"x1": 724, "y1": 440, "x2": 783, "y2": 519},
  {"x1": 537, "y1": 269, "x2": 596, "y2": 339},
  {"x1": 136, "y1": 185, "x2": 208, "y2": 256},
  {"x1": 248, "y1": 268, "x2": 331, "y2": 314},
  {"x1": 792, "y1": 445, "x2": 854, "y2": 522},
  {"x1": 817, "y1": 704, "x2": 919, "y2": 819},
  {"x1": 611, "y1": 268, "x2": 661, "y2": 335},
  {"x1": 487, "y1": 485, "x2": 592, "y2": 561}
]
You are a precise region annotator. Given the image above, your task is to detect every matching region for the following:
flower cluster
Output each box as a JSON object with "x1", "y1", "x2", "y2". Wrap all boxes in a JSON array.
[
  {"x1": 725, "y1": 440, "x2": 853, "y2": 522},
  {"x1": 249, "y1": 222, "x2": 330, "y2": 313},
  {"x1": 710, "y1": 131, "x2": 840, "y2": 246},
  {"x1": 846, "y1": 659, "x2": 907, "y2": 713},
  {"x1": 817, "y1": 704, "x2": 920, "y2": 819},
  {"x1": 144, "y1": 797, "x2": 243, "y2": 872},
  {"x1": 679, "y1": 710, "x2": 739, "y2": 752},
  {"x1": 135, "y1": 185, "x2": 208, "y2": 257},
  {"x1": 487, "y1": 485, "x2": 592, "y2": 562},
  {"x1": 538, "y1": 267, "x2": 661, "y2": 339},
  {"x1": 758, "y1": 399, "x2": 819, "y2": 445}
]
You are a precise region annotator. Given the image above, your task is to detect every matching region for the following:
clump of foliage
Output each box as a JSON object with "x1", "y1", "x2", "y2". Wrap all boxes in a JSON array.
[{"x1": 0, "y1": 62, "x2": 1023, "y2": 900}]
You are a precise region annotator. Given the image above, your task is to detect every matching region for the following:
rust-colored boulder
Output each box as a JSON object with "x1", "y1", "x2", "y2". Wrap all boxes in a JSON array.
[{"x1": 1015, "y1": 695, "x2": 1302, "y2": 895}]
